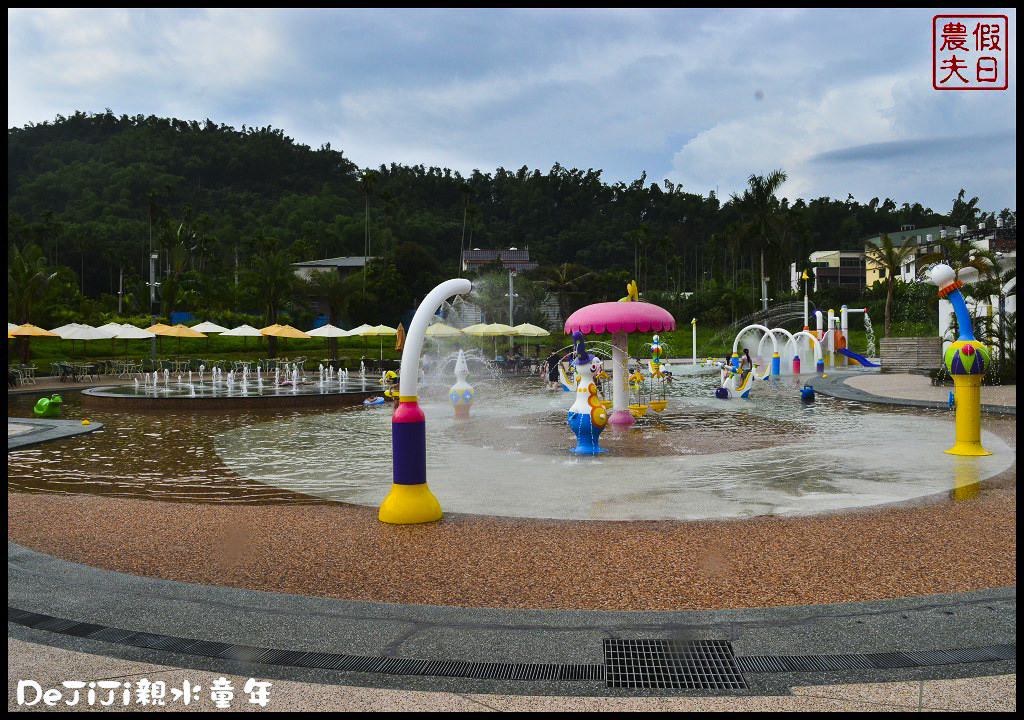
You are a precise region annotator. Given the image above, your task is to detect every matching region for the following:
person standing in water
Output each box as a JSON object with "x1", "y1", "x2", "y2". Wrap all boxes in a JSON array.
[{"x1": 739, "y1": 348, "x2": 753, "y2": 382}]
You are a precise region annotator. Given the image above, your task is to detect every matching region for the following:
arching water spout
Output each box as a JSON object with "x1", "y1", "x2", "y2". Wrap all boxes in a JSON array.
[{"x1": 380, "y1": 278, "x2": 473, "y2": 525}]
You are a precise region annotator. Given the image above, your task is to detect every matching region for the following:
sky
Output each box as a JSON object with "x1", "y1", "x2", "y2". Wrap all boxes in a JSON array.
[{"x1": 7, "y1": 8, "x2": 1017, "y2": 214}]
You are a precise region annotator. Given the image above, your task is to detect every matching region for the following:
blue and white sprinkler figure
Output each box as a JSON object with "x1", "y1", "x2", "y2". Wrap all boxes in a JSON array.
[
  {"x1": 567, "y1": 331, "x2": 609, "y2": 454},
  {"x1": 449, "y1": 349, "x2": 474, "y2": 419}
]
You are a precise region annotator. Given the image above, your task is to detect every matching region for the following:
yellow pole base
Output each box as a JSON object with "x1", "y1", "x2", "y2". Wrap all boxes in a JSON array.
[
  {"x1": 949, "y1": 375, "x2": 990, "y2": 456},
  {"x1": 379, "y1": 483, "x2": 442, "y2": 524},
  {"x1": 945, "y1": 443, "x2": 992, "y2": 457}
]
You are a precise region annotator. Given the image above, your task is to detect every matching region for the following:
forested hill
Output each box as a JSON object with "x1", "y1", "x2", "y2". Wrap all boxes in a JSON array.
[{"x1": 7, "y1": 110, "x2": 1005, "y2": 305}]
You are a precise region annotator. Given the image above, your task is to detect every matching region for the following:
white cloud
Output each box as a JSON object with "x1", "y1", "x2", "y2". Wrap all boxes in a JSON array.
[{"x1": 6, "y1": 8, "x2": 1017, "y2": 210}]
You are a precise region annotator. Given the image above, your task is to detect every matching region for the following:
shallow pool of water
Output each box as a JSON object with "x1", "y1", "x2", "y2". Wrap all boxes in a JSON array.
[{"x1": 8, "y1": 371, "x2": 1013, "y2": 520}]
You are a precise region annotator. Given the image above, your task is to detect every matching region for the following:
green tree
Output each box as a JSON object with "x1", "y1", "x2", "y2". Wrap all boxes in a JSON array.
[
  {"x1": 297, "y1": 269, "x2": 347, "y2": 358},
  {"x1": 733, "y1": 170, "x2": 787, "y2": 310},
  {"x1": 533, "y1": 263, "x2": 594, "y2": 323},
  {"x1": 963, "y1": 249, "x2": 1016, "y2": 371},
  {"x1": 241, "y1": 238, "x2": 296, "y2": 357},
  {"x1": 8, "y1": 243, "x2": 69, "y2": 363},
  {"x1": 864, "y1": 233, "x2": 916, "y2": 337}
]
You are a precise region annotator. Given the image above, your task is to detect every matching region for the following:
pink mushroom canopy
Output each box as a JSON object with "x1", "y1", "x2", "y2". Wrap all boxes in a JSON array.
[{"x1": 564, "y1": 301, "x2": 676, "y2": 335}]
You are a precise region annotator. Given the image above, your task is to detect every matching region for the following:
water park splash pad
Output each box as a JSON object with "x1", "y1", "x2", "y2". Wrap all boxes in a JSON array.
[{"x1": 213, "y1": 369, "x2": 1013, "y2": 521}]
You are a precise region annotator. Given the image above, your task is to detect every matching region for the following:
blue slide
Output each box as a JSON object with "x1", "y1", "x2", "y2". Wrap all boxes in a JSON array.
[{"x1": 837, "y1": 348, "x2": 880, "y2": 367}]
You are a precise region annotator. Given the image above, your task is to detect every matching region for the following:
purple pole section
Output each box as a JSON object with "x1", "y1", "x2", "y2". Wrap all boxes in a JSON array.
[
  {"x1": 392, "y1": 400, "x2": 427, "y2": 485},
  {"x1": 793, "y1": 355, "x2": 801, "y2": 375}
]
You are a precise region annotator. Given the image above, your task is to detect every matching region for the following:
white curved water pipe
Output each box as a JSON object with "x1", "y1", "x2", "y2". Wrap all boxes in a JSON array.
[
  {"x1": 399, "y1": 278, "x2": 473, "y2": 399},
  {"x1": 791, "y1": 330, "x2": 822, "y2": 367},
  {"x1": 756, "y1": 327, "x2": 797, "y2": 361},
  {"x1": 732, "y1": 324, "x2": 779, "y2": 357}
]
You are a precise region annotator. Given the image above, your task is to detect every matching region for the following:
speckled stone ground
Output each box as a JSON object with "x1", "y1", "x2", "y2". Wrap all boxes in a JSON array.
[
  {"x1": 844, "y1": 373, "x2": 1017, "y2": 407},
  {"x1": 6, "y1": 414, "x2": 1015, "y2": 612}
]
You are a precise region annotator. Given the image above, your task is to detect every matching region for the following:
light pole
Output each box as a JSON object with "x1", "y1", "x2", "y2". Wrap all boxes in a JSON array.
[
  {"x1": 149, "y1": 252, "x2": 160, "y2": 361},
  {"x1": 508, "y1": 269, "x2": 516, "y2": 326}
]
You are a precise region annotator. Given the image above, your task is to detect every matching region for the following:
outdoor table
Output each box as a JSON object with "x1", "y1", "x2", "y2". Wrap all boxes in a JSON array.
[{"x1": 72, "y1": 364, "x2": 98, "y2": 382}]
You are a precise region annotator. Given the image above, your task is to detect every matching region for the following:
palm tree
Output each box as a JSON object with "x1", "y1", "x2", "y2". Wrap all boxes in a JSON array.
[
  {"x1": 8, "y1": 243, "x2": 65, "y2": 364},
  {"x1": 733, "y1": 170, "x2": 787, "y2": 310},
  {"x1": 914, "y1": 235, "x2": 991, "y2": 283},
  {"x1": 963, "y1": 249, "x2": 1016, "y2": 369},
  {"x1": 535, "y1": 263, "x2": 594, "y2": 324},
  {"x1": 864, "y1": 233, "x2": 916, "y2": 337}
]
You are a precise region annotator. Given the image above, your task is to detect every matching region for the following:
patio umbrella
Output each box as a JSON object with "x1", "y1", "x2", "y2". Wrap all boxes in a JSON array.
[
  {"x1": 306, "y1": 323, "x2": 350, "y2": 360},
  {"x1": 262, "y1": 324, "x2": 310, "y2": 356},
  {"x1": 11, "y1": 323, "x2": 58, "y2": 364},
  {"x1": 347, "y1": 323, "x2": 374, "y2": 357},
  {"x1": 513, "y1": 322, "x2": 550, "y2": 356},
  {"x1": 462, "y1": 323, "x2": 519, "y2": 358},
  {"x1": 154, "y1": 323, "x2": 206, "y2": 355},
  {"x1": 262, "y1": 324, "x2": 310, "y2": 339},
  {"x1": 357, "y1": 324, "x2": 398, "y2": 359},
  {"x1": 191, "y1": 321, "x2": 230, "y2": 353},
  {"x1": 52, "y1": 323, "x2": 116, "y2": 358},
  {"x1": 221, "y1": 323, "x2": 263, "y2": 352},
  {"x1": 110, "y1": 324, "x2": 156, "y2": 357},
  {"x1": 424, "y1": 323, "x2": 463, "y2": 338},
  {"x1": 191, "y1": 321, "x2": 230, "y2": 333}
]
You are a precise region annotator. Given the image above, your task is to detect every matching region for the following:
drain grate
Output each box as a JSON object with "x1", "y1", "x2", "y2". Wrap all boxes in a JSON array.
[
  {"x1": 604, "y1": 639, "x2": 747, "y2": 690},
  {"x1": 9, "y1": 606, "x2": 1015, "y2": 688}
]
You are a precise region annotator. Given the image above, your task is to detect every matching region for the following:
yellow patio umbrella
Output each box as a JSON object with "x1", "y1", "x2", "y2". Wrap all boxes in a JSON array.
[
  {"x1": 462, "y1": 323, "x2": 519, "y2": 358},
  {"x1": 357, "y1": 324, "x2": 398, "y2": 359},
  {"x1": 156, "y1": 323, "x2": 207, "y2": 355},
  {"x1": 10, "y1": 323, "x2": 59, "y2": 365},
  {"x1": 424, "y1": 323, "x2": 463, "y2": 338},
  {"x1": 144, "y1": 322, "x2": 172, "y2": 353},
  {"x1": 262, "y1": 324, "x2": 310, "y2": 339},
  {"x1": 512, "y1": 322, "x2": 550, "y2": 357},
  {"x1": 262, "y1": 324, "x2": 310, "y2": 355}
]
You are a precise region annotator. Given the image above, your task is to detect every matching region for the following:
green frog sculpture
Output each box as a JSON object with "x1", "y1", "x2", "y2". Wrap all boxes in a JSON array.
[{"x1": 33, "y1": 394, "x2": 63, "y2": 418}]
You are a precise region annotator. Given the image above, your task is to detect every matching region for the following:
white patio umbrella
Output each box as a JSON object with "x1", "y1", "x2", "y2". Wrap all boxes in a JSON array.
[
  {"x1": 191, "y1": 321, "x2": 230, "y2": 333},
  {"x1": 306, "y1": 323, "x2": 350, "y2": 360},
  {"x1": 221, "y1": 323, "x2": 264, "y2": 351},
  {"x1": 111, "y1": 325, "x2": 155, "y2": 339},
  {"x1": 109, "y1": 324, "x2": 156, "y2": 357},
  {"x1": 347, "y1": 323, "x2": 375, "y2": 357},
  {"x1": 306, "y1": 323, "x2": 351, "y2": 337},
  {"x1": 52, "y1": 323, "x2": 116, "y2": 358},
  {"x1": 191, "y1": 321, "x2": 230, "y2": 352}
]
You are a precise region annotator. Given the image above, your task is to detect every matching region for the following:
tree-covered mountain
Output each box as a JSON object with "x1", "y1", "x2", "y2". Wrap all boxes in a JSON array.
[{"x1": 7, "y1": 110, "x2": 1014, "y2": 329}]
